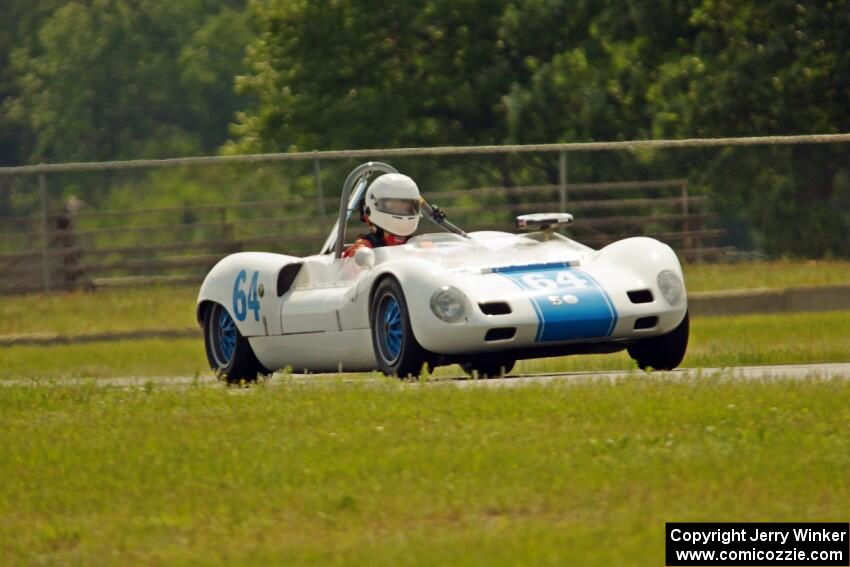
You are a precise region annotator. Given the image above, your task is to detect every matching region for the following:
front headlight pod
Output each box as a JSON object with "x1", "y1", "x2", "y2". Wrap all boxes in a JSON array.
[
  {"x1": 430, "y1": 286, "x2": 466, "y2": 322},
  {"x1": 657, "y1": 270, "x2": 685, "y2": 306}
]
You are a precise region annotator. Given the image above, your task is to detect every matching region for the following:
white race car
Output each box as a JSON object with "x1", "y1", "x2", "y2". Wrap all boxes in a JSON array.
[{"x1": 197, "y1": 162, "x2": 689, "y2": 382}]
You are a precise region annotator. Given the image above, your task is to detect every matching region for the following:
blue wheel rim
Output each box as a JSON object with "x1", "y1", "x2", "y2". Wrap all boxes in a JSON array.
[
  {"x1": 378, "y1": 295, "x2": 403, "y2": 362},
  {"x1": 216, "y1": 307, "x2": 237, "y2": 364}
]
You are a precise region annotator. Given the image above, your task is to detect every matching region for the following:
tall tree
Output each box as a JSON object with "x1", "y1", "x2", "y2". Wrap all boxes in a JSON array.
[
  {"x1": 648, "y1": 0, "x2": 850, "y2": 256},
  {"x1": 227, "y1": 0, "x2": 517, "y2": 153},
  {"x1": 8, "y1": 0, "x2": 251, "y2": 163},
  {"x1": 0, "y1": 0, "x2": 64, "y2": 166},
  {"x1": 228, "y1": 0, "x2": 698, "y2": 151}
]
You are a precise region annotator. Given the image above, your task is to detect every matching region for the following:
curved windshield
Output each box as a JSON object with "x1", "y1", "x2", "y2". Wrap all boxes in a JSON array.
[
  {"x1": 382, "y1": 231, "x2": 592, "y2": 271},
  {"x1": 407, "y1": 233, "x2": 468, "y2": 247}
]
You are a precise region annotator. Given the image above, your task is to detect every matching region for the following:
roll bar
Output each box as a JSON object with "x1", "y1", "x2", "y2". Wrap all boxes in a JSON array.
[
  {"x1": 320, "y1": 161, "x2": 468, "y2": 257},
  {"x1": 322, "y1": 162, "x2": 398, "y2": 258}
]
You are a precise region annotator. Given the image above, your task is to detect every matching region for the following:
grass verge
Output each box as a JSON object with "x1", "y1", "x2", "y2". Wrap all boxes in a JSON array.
[
  {"x1": 683, "y1": 259, "x2": 850, "y2": 293},
  {"x1": 1, "y1": 376, "x2": 848, "y2": 565},
  {"x1": 517, "y1": 309, "x2": 850, "y2": 375},
  {"x1": 1, "y1": 310, "x2": 848, "y2": 380},
  {"x1": 1, "y1": 260, "x2": 849, "y2": 337},
  {"x1": 0, "y1": 285, "x2": 199, "y2": 336}
]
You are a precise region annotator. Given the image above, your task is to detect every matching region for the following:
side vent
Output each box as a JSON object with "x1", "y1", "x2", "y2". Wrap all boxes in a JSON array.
[
  {"x1": 627, "y1": 289, "x2": 654, "y2": 304},
  {"x1": 479, "y1": 302, "x2": 512, "y2": 315},
  {"x1": 634, "y1": 316, "x2": 658, "y2": 330},
  {"x1": 277, "y1": 263, "x2": 303, "y2": 296},
  {"x1": 485, "y1": 327, "x2": 516, "y2": 341}
]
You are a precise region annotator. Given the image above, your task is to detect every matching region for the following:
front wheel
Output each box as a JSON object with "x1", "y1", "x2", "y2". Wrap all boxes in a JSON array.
[
  {"x1": 627, "y1": 311, "x2": 689, "y2": 371},
  {"x1": 370, "y1": 278, "x2": 427, "y2": 378},
  {"x1": 203, "y1": 303, "x2": 267, "y2": 384}
]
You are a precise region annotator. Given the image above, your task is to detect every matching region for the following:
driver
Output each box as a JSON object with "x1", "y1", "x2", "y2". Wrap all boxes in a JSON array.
[{"x1": 343, "y1": 173, "x2": 421, "y2": 258}]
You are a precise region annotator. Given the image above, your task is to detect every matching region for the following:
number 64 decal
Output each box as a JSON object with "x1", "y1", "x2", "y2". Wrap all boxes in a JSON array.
[
  {"x1": 232, "y1": 269, "x2": 261, "y2": 322},
  {"x1": 521, "y1": 270, "x2": 588, "y2": 291}
]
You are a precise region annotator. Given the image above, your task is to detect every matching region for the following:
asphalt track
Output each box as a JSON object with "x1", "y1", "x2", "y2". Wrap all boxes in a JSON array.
[{"x1": 4, "y1": 362, "x2": 850, "y2": 388}]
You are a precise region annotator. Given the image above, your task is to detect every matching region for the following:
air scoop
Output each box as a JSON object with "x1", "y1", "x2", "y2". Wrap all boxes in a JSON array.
[{"x1": 516, "y1": 213, "x2": 574, "y2": 232}]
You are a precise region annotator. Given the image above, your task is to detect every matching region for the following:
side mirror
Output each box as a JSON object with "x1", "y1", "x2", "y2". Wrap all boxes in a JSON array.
[{"x1": 354, "y1": 246, "x2": 375, "y2": 269}]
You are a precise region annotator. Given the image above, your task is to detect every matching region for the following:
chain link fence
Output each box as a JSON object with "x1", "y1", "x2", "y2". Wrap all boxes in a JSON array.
[{"x1": 0, "y1": 135, "x2": 848, "y2": 294}]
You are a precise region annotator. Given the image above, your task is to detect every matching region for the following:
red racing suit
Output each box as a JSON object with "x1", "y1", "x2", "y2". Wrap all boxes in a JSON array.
[{"x1": 343, "y1": 230, "x2": 408, "y2": 258}]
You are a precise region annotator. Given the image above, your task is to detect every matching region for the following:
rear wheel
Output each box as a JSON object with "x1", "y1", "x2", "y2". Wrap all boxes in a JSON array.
[
  {"x1": 203, "y1": 303, "x2": 267, "y2": 384},
  {"x1": 627, "y1": 311, "x2": 689, "y2": 371},
  {"x1": 460, "y1": 358, "x2": 516, "y2": 379},
  {"x1": 370, "y1": 278, "x2": 427, "y2": 378}
]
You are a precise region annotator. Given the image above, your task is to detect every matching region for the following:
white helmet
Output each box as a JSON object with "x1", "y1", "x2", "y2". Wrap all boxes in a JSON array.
[{"x1": 363, "y1": 173, "x2": 421, "y2": 236}]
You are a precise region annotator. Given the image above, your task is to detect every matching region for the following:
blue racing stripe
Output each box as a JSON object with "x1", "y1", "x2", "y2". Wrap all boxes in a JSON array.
[
  {"x1": 497, "y1": 266, "x2": 618, "y2": 342},
  {"x1": 580, "y1": 269, "x2": 619, "y2": 337}
]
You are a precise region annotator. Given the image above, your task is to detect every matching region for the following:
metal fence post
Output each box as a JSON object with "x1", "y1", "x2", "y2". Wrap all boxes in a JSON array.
[
  {"x1": 39, "y1": 172, "x2": 51, "y2": 293},
  {"x1": 558, "y1": 151, "x2": 568, "y2": 211},
  {"x1": 314, "y1": 157, "x2": 327, "y2": 229},
  {"x1": 681, "y1": 181, "x2": 696, "y2": 261}
]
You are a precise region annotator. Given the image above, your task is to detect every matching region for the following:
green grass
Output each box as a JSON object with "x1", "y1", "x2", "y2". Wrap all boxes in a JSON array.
[
  {"x1": 0, "y1": 285, "x2": 199, "y2": 336},
  {"x1": 0, "y1": 338, "x2": 209, "y2": 380},
  {"x1": 1, "y1": 310, "x2": 848, "y2": 380},
  {"x1": 1, "y1": 260, "x2": 849, "y2": 337},
  {"x1": 683, "y1": 259, "x2": 850, "y2": 293},
  {"x1": 1, "y1": 377, "x2": 849, "y2": 565},
  {"x1": 1, "y1": 266, "x2": 847, "y2": 564},
  {"x1": 518, "y1": 310, "x2": 850, "y2": 375}
]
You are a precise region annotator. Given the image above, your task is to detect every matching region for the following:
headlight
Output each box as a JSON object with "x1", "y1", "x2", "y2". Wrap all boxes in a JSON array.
[
  {"x1": 430, "y1": 286, "x2": 466, "y2": 322},
  {"x1": 657, "y1": 270, "x2": 684, "y2": 306}
]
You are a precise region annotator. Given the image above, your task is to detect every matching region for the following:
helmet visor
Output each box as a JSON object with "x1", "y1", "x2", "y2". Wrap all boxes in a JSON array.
[{"x1": 375, "y1": 197, "x2": 420, "y2": 216}]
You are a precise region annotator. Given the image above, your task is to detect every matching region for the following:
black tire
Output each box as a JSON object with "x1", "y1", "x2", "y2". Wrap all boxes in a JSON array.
[
  {"x1": 460, "y1": 358, "x2": 516, "y2": 379},
  {"x1": 203, "y1": 302, "x2": 267, "y2": 384},
  {"x1": 370, "y1": 278, "x2": 427, "y2": 378},
  {"x1": 627, "y1": 311, "x2": 689, "y2": 371}
]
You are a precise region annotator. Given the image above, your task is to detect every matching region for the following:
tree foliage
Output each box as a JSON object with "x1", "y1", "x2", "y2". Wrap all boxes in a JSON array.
[
  {"x1": 1, "y1": 0, "x2": 848, "y2": 255},
  {"x1": 0, "y1": 0, "x2": 65, "y2": 166},
  {"x1": 647, "y1": 0, "x2": 850, "y2": 256},
  {"x1": 223, "y1": 0, "x2": 849, "y2": 255},
  {"x1": 227, "y1": 0, "x2": 521, "y2": 153},
  {"x1": 5, "y1": 0, "x2": 250, "y2": 163}
]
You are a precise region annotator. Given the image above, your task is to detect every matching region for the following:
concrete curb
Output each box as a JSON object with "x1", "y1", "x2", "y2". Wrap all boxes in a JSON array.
[
  {"x1": 689, "y1": 283, "x2": 850, "y2": 317},
  {"x1": 0, "y1": 328, "x2": 199, "y2": 347}
]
